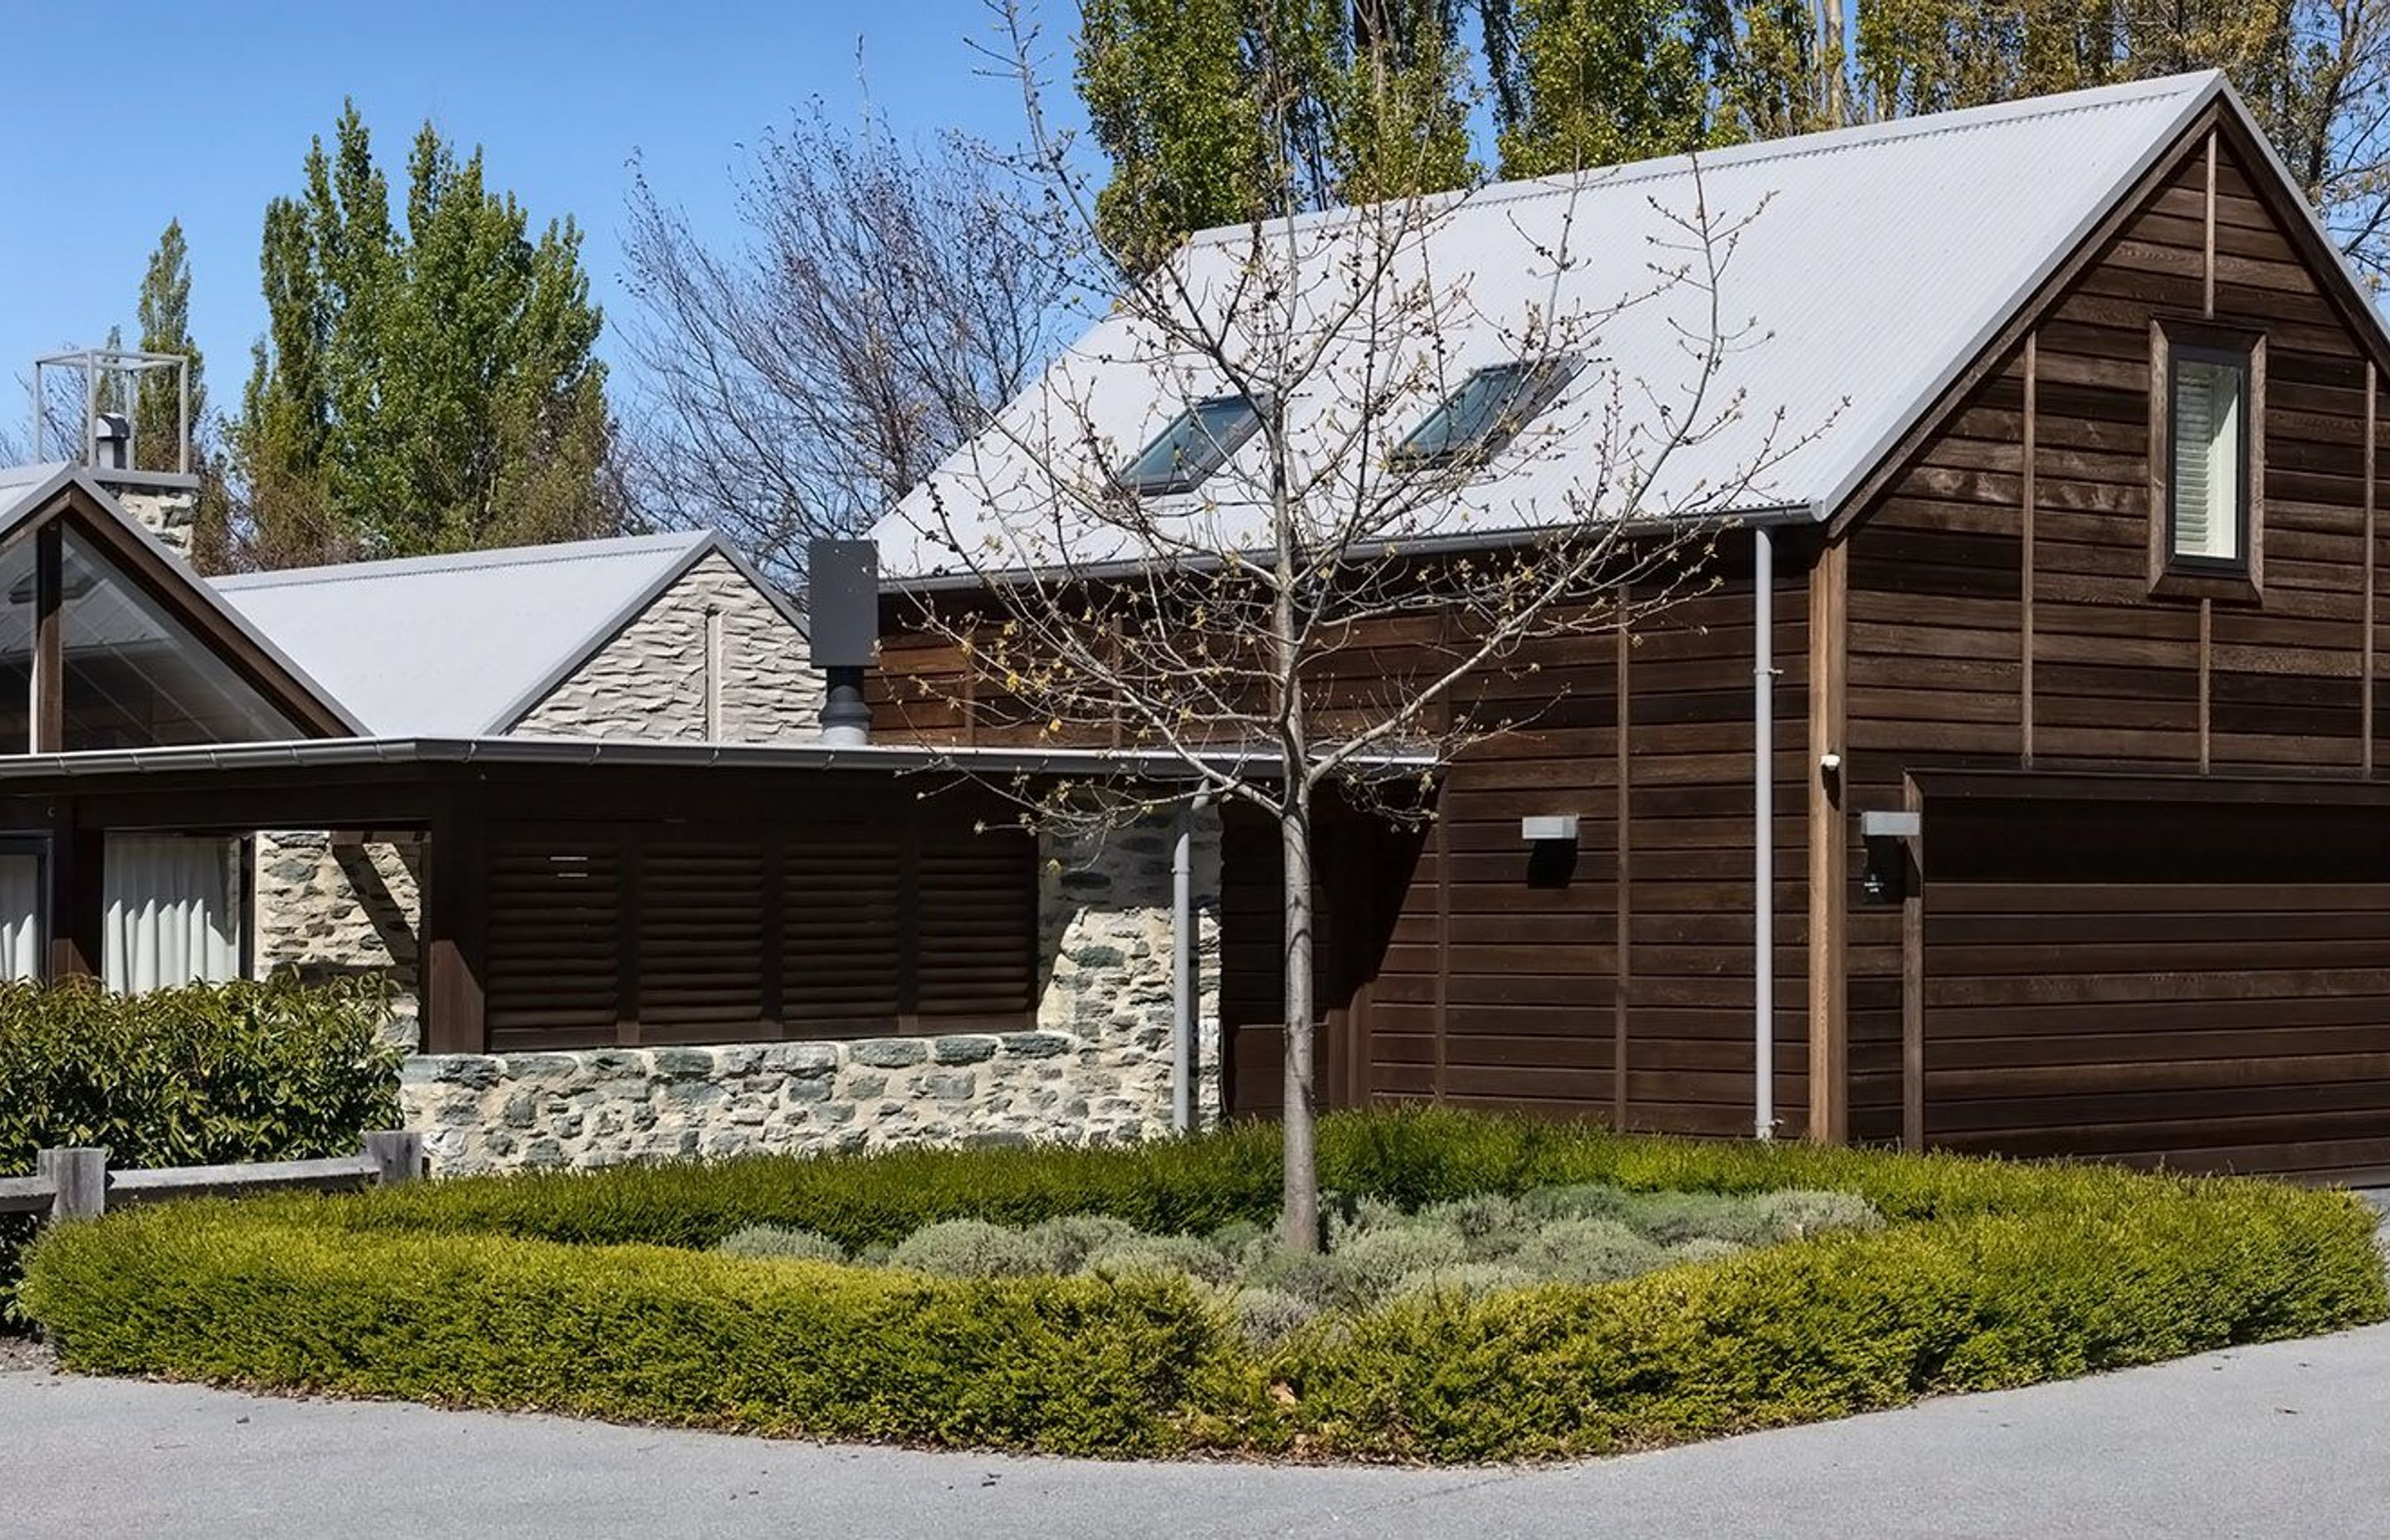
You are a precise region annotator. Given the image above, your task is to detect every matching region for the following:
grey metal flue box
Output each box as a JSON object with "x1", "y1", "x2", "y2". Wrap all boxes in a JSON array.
[{"x1": 807, "y1": 539, "x2": 880, "y2": 669}]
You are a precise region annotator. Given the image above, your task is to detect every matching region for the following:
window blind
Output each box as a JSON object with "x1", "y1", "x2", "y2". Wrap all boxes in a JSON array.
[{"x1": 2172, "y1": 356, "x2": 2244, "y2": 562}]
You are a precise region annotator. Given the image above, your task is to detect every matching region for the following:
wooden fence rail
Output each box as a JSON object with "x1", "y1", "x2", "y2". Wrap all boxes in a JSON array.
[{"x1": 0, "y1": 1132, "x2": 422, "y2": 1224}]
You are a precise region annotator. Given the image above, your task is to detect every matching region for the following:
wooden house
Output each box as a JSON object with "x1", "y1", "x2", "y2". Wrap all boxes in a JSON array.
[{"x1": 878, "y1": 71, "x2": 2390, "y2": 1176}]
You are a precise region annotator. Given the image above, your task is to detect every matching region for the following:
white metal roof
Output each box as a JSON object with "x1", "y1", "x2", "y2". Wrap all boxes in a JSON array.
[
  {"x1": 880, "y1": 71, "x2": 2260, "y2": 580},
  {"x1": 212, "y1": 530, "x2": 724, "y2": 736}
]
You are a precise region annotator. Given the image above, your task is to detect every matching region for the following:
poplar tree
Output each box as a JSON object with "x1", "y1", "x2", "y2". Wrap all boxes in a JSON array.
[
  {"x1": 234, "y1": 103, "x2": 618, "y2": 568},
  {"x1": 1077, "y1": 0, "x2": 1483, "y2": 260},
  {"x1": 131, "y1": 220, "x2": 241, "y2": 572},
  {"x1": 1489, "y1": 3, "x2": 2390, "y2": 278}
]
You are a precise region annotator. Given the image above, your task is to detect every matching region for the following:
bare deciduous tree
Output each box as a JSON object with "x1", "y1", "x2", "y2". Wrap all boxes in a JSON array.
[
  {"x1": 622, "y1": 103, "x2": 1079, "y2": 583},
  {"x1": 880, "y1": 2, "x2": 1832, "y2": 1249}
]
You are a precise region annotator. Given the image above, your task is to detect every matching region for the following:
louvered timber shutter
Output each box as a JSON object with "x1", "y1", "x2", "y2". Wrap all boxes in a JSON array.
[
  {"x1": 637, "y1": 839, "x2": 767, "y2": 1040},
  {"x1": 913, "y1": 826, "x2": 1039, "y2": 1025},
  {"x1": 782, "y1": 827, "x2": 905, "y2": 1036},
  {"x1": 485, "y1": 836, "x2": 622, "y2": 1050}
]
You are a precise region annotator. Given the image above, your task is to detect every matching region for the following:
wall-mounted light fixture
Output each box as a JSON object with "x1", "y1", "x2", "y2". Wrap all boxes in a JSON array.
[
  {"x1": 1521, "y1": 813, "x2": 1579, "y2": 889},
  {"x1": 1859, "y1": 809, "x2": 1921, "y2": 906}
]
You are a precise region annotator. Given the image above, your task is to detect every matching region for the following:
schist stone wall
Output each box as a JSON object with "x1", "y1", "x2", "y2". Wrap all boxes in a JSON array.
[
  {"x1": 400, "y1": 811, "x2": 1224, "y2": 1174},
  {"x1": 513, "y1": 550, "x2": 824, "y2": 741},
  {"x1": 252, "y1": 831, "x2": 424, "y2": 1048},
  {"x1": 115, "y1": 484, "x2": 199, "y2": 558}
]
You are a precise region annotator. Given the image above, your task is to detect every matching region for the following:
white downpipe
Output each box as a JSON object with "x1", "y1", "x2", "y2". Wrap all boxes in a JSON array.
[
  {"x1": 1753, "y1": 528, "x2": 1777, "y2": 1141},
  {"x1": 1171, "y1": 797, "x2": 1209, "y2": 1134}
]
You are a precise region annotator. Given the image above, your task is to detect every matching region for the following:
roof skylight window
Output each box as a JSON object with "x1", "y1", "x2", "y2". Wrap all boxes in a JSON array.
[
  {"x1": 1115, "y1": 395, "x2": 1261, "y2": 497},
  {"x1": 1393, "y1": 359, "x2": 1574, "y2": 469}
]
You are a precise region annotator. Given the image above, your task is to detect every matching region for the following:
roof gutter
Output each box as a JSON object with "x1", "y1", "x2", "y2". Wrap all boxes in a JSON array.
[
  {"x1": 0, "y1": 735, "x2": 1436, "y2": 782},
  {"x1": 884, "y1": 502, "x2": 1819, "y2": 595}
]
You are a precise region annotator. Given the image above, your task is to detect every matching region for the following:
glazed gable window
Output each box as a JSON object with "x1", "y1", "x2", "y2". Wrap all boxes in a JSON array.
[
  {"x1": 2168, "y1": 345, "x2": 2250, "y2": 563},
  {"x1": 2149, "y1": 322, "x2": 2265, "y2": 590}
]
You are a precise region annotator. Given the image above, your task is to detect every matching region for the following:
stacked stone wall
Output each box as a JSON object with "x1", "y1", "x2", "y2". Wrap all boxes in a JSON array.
[
  {"x1": 400, "y1": 811, "x2": 1222, "y2": 1173},
  {"x1": 251, "y1": 831, "x2": 423, "y2": 1048},
  {"x1": 511, "y1": 550, "x2": 823, "y2": 740}
]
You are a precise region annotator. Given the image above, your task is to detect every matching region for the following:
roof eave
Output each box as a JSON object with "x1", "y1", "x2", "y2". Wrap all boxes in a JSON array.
[
  {"x1": 0, "y1": 733, "x2": 1436, "y2": 782},
  {"x1": 884, "y1": 500, "x2": 1821, "y2": 595}
]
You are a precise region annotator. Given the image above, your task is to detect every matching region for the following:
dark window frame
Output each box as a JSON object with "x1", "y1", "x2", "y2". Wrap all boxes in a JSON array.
[
  {"x1": 1115, "y1": 394, "x2": 1265, "y2": 498},
  {"x1": 2163, "y1": 340, "x2": 2253, "y2": 572},
  {"x1": 1391, "y1": 357, "x2": 1578, "y2": 470},
  {"x1": 0, "y1": 833, "x2": 51, "y2": 982},
  {"x1": 2148, "y1": 319, "x2": 2266, "y2": 598}
]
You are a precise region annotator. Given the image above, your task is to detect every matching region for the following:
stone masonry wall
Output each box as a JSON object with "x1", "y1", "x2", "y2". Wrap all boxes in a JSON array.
[
  {"x1": 512, "y1": 549, "x2": 824, "y2": 740},
  {"x1": 115, "y1": 485, "x2": 198, "y2": 558},
  {"x1": 400, "y1": 809, "x2": 1222, "y2": 1174},
  {"x1": 252, "y1": 831, "x2": 423, "y2": 1048}
]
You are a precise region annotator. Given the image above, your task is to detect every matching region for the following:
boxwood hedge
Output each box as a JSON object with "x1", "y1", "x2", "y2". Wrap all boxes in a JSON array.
[
  {"x1": 21, "y1": 1109, "x2": 2385, "y2": 1461},
  {"x1": 0, "y1": 976, "x2": 402, "y2": 1323}
]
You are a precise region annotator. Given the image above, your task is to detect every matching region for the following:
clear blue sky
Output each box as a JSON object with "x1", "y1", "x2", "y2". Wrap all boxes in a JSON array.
[{"x1": 0, "y1": 0, "x2": 1078, "y2": 431}]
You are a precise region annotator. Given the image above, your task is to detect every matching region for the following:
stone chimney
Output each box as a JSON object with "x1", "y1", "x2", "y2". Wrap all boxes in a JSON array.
[{"x1": 31, "y1": 348, "x2": 202, "y2": 559}]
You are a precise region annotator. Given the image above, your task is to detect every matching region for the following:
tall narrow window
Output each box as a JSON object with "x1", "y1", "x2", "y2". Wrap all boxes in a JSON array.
[
  {"x1": 1116, "y1": 395, "x2": 1261, "y2": 497},
  {"x1": 2168, "y1": 344, "x2": 2251, "y2": 567}
]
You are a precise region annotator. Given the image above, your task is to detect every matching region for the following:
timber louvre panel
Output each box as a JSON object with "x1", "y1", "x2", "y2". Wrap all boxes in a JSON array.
[
  {"x1": 487, "y1": 836, "x2": 621, "y2": 1050},
  {"x1": 483, "y1": 807, "x2": 1037, "y2": 1049}
]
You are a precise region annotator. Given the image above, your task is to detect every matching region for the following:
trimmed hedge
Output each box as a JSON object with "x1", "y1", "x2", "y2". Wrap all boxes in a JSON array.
[
  {"x1": 22, "y1": 1109, "x2": 2387, "y2": 1460},
  {"x1": 0, "y1": 977, "x2": 402, "y2": 1323}
]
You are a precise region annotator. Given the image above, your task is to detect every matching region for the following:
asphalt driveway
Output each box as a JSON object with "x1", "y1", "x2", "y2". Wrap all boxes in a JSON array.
[{"x1": 6, "y1": 1323, "x2": 2389, "y2": 1539}]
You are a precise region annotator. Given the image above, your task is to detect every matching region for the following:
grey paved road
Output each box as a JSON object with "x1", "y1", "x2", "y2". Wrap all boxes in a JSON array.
[{"x1": 6, "y1": 1325, "x2": 2388, "y2": 1539}]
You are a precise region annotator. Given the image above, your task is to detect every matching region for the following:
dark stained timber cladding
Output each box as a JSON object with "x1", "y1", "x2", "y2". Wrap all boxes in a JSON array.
[
  {"x1": 1919, "y1": 798, "x2": 2390, "y2": 1176},
  {"x1": 1843, "y1": 123, "x2": 2390, "y2": 1159}
]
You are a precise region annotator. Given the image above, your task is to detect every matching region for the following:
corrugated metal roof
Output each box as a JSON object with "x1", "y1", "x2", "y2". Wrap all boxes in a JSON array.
[
  {"x1": 212, "y1": 531, "x2": 715, "y2": 736},
  {"x1": 879, "y1": 71, "x2": 2242, "y2": 579}
]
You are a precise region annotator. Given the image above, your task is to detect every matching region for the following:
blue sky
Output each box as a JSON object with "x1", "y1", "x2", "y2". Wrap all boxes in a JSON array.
[{"x1": 0, "y1": 0, "x2": 1076, "y2": 430}]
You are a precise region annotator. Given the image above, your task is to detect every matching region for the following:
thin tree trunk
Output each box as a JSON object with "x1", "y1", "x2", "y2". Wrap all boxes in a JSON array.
[{"x1": 1279, "y1": 788, "x2": 1319, "y2": 1250}]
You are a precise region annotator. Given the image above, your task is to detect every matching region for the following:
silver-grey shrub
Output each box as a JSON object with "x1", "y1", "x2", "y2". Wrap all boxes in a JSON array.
[
  {"x1": 715, "y1": 1225, "x2": 847, "y2": 1264},
  {"x1": 888, "y1": 1218, "x2": 1055, "y2": 1278},
  {"x1": 1086, "y1": 1234, "x2": 1236, "y2": 1285},
  {"x1": 1511, "y1": 1217, "x2": 1666, "y2": 1284}
]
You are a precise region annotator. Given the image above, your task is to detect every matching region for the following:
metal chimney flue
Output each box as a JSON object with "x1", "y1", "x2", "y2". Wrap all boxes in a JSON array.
[
  {"x1": 807, "y1": 538, "x2": 879, "y2": 747},
  {"x1": 90, "y1": 412, "x2": 131, "y2": 472}
]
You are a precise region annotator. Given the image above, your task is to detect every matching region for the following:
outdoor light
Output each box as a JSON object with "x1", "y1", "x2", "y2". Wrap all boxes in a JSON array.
[
  {"x1": 1859, "y1": 810, "x2": 1921, "y2": 906},
  {"x1": 1519, "y1": 814, "x2": 1579, "y2": 844}
]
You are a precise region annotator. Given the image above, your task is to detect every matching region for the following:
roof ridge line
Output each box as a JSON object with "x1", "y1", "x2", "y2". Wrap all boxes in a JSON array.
[
  {"x1": 1186, "y1": 70, "x2": 2222, "y2": 246},
  {"x1": 212, "y1": 528, "x2": 710, "y2": 590}
]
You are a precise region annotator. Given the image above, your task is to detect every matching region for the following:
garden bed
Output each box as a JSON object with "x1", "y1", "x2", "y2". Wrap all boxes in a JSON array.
[{"x1": 20, "y1": 1110, "x2": 2386, "y2": 1461}]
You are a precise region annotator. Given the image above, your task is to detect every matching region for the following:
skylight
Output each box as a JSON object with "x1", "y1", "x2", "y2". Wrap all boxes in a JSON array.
[
  {"x1": 1393, "y1": 359, "x2": 1573, "y2": 469},
  {"x1": 1115, "y1": 395, "x2": 1261, "y2": 497}
]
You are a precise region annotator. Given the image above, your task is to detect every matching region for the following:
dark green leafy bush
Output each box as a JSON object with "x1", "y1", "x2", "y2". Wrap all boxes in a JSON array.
[
  {"x1": 0, "y1": 977, "x2": 402, "y2": 1322},
  {"x1": 21, "y1": 1109, "x2": 2387, "y2": 1460}
]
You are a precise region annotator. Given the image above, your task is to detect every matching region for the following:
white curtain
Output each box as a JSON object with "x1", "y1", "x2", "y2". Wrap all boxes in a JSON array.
[
  {"x1": 0, "y1": 851, "x2": 39, "y2": 981},
  {"x1": 102, "y1": 835, "x2": 241, "y2": 992}
]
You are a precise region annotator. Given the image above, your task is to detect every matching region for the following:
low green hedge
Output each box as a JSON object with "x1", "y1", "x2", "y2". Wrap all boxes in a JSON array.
[
  {"x1": 22, "y1": 1110, "x2": 2386, "y2": 1460},
  {"x1": 0, "y1": 976, "x2": 402, "y2": 1323}
]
